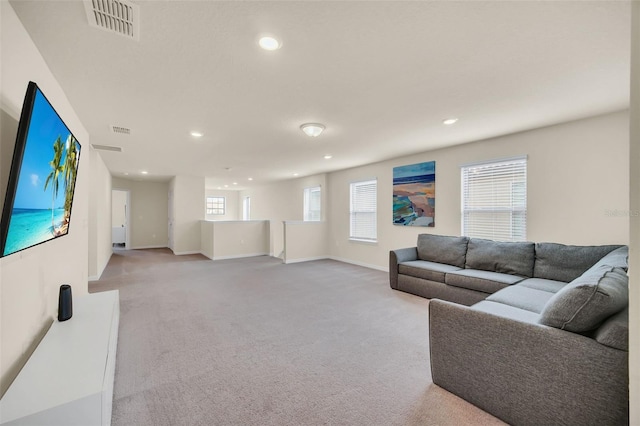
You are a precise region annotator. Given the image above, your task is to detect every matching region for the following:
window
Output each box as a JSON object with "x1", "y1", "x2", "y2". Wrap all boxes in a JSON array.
[
  {"x1": 206, "y1": 197, "x2": 225, "y2": 215},
  {"x1": 242, "y1": 196, "x2": 251, "y2": 221},
  {"x1": 350, "y1": 179, "x2": 377, "y2": 242},
  {"x1": 461, "y1": 157, "x2": 527, "y2": 241},
  {"x1": 303, "y1": 186, "x2": 321, "y2": 221}
]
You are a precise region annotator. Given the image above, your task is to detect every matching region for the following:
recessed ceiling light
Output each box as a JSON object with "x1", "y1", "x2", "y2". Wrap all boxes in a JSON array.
[
  {"x1": 190, "y1": 131, "x2": 203, "y2": 137},
  {"x1": 300, "y1": 123, "x2": 325, "y2": 137},
  {"x1": 293, "y1": 173, "x2": 299, "y2": 177},
  {"x1": 124, "y1": 172, "x2": 129, "y2": 175},
  {"x1": 324, "y1": 155, "x2": 332, "y2": 159},
  {"x1": 233, "y1": 182, "x2": 238, "y2": 185},
  {"x1": 443, "y1": 118, "x2": 459, "y2": 125},
  {"x1": 140, "y1": 171, "x2": 148, "y2": 175},
  {"x1": 217, "y1": 187, "x2": 222, "y2": 190},
  {"x1": 258, "y1": 36, "x2": 281, "y2": 51},
  {"x1": 248, "y1": 177, "x2": 253, "y2": 181},
  {"x1": 224, "y1": 184, "x2": 229, "y2": 188}
]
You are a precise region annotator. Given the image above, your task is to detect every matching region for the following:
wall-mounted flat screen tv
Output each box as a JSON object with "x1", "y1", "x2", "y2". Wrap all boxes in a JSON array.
[{"x1": 0, "y1": 81, "x2": 82, "y2": 257}]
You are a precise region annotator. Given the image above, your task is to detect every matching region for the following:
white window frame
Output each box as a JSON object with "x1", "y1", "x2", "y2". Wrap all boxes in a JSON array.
[
  {"x1": 349, "y1": 179, "x2": 377, "y2": 242},
  {"x1": 242, "y1": 196, "x2": 251, "y2": 221},
  {"x1": 303, "y1": 186, "x2": 322, "y2": 222},
  {"x1": 461, "y1": 156, "x2": 527, "y2": 242},
  {"x1": 206, "y1": 196, "x2": 225, "y2": 215}
]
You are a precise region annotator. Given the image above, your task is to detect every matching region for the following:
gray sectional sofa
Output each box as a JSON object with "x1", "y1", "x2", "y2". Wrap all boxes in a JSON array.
[{"x1": 389, "y1": 234, "x2": 629, "y2": 425}]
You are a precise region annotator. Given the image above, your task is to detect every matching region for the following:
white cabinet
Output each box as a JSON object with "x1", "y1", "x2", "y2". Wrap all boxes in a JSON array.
[{"x1": 0, "y1": 291, "x2": 119, "y2": 425}]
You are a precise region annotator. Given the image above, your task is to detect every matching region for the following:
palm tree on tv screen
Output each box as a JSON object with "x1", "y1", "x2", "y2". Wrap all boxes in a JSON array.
[
  {"x1": 44, "y1": 136, "x2": 64, "y2": 234},
  {"x1": 63, "y1": 135, "x2": 78, "y2": 214}
]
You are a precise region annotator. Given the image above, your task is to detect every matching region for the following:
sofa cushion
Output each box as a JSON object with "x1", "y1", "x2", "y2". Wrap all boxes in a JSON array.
[
  {"x1": 585, "y1": 246, "x2": 629, "y2": 273},
  {"x1": 533, "y1": 243, "x2": 622, "y2": 283},
  {"x1": 517, "y1": 278, "x2": 567, "y2": 294},
  {"x1": 399, "y1": 260, "x2": 462, "y2": 282},
  {"x1": 539, "y1": 265, "x2": 628, "y2": 332},
  {"x1": 594, "y1": 307, "x2": 628, "y2": 351},
  {"x1": 486, "y1": 285, "x2": 556, "y2": 314},
  {"x1": 445, "y1": 269, "x2": 524, "y2": 294},
  {"x1": 465, "y1": 238, "x2": 535, "y2": 277},
  {"x1": 471, "y1": 300, "x2": 540, "y2": 324},
  {"x1": 417, "y1": 234, "x2": 469, "y2": 268}
]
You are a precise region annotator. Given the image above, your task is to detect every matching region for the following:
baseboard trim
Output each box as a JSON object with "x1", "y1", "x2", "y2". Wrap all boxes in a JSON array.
[
  {"x1": 328, "y1": 256, "x2": 389, "y2": 272},
  {"x1": 172, "y1": 250, "x2": 202, "y2": 256},
  {"x1": 284, "y1": 256, "x2": 329, "y2": 264},
  {"x1": 212, "y1": 252, "x2": 269, "y2": 261},
  {"x1": 132, "y1": 245, "x2": 167, "y2": 250}
]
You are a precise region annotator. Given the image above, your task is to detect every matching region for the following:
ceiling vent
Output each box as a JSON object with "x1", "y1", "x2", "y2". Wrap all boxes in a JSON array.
[
  {"x1": 92, "y1": 144, "x2": 123, "y2": 152},
  {"x1": 110, "y1": 125, "x2": 131, "y2": 135},
  {"x1": 84, "y1": 0, "x2": 140, "y2": 41}
]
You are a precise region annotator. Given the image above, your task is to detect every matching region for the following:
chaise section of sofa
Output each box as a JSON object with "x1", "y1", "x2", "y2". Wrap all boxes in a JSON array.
[
  {"x1": 429, "y1": 299, "x2": 629, "y2": 426},
  {"x1": 428, "y1": 244, "x2": 630, "y2": 425}
]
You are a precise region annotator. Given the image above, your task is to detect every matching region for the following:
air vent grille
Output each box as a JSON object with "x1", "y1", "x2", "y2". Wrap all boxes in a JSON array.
[
  {"x1": 84, "y1": 0, "x2": 140, "y2": 41},
  {"x1": 110, "y1": 125, "x2": 131, "y2": 135},
  {"x1": 92, "y1": 144, "x2": 123, "y2": 152}
]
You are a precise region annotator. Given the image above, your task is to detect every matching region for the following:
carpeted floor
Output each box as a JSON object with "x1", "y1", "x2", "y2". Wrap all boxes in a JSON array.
[{"x1": 90, "y1": 249, "x2": 505, "y2": 426}]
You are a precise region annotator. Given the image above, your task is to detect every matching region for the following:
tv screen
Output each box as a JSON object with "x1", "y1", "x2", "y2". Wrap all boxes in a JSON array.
[{"x1": 0, "y1": 82, "x2": 82, "y2": 257}]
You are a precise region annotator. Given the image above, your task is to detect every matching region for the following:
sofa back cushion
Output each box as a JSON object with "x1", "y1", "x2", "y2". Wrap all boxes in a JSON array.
[
  {"x1": 533, "y1": 243, "x2": 621, "y2": 283},
  {"x1": 464, "y1": 238, "x2": 535, "y2": 277},
  {"x1": 539, "y1": 265, "x2": 628, "y2": 332},
  {"x1": 417, "y1": 234, "x2": 468, "y2": 268},
  {"x1": 586, "y1": 246, "x2": 629, "y2": 273}
]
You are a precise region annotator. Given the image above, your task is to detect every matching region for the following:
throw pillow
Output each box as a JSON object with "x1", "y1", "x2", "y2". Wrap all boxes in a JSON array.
[{"x1": 539, "y1": 265, "x2": 628, "y2": 332}]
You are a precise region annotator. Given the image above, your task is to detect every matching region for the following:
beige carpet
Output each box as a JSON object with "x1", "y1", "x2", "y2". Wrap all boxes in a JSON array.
[{"x1": 90, "y1": 249, "x2": 505, "y2": 426}]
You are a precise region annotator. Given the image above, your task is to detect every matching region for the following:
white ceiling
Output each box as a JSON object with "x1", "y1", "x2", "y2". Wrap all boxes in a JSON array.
[{"x1": 10, "y1": 1, "x2": 631, "y2": 190}]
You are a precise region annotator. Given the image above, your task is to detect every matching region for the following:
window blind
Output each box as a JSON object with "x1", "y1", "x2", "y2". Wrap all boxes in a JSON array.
[
  {"x1": 461, "y1": 157, "x2": 527, "y2": 242},
  {"x1": 350, "y1": 179, "x2": 377, "y2": 241},
  {"x1": 303, "y1": 187, "x2": 321, "y2": 221}
]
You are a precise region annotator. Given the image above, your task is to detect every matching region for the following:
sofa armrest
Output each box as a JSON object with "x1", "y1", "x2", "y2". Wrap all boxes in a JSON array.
[
  {"x1": 389, "y1": 247, "x2": 418, "y2": 289},
  {"x1": 429, "y1": 299, "x2": 628, "y2": 426}
]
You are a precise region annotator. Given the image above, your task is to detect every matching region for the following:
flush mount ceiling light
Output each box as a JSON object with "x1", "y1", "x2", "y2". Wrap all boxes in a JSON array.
[
  {"x1": 300, "y1": 123, "x2": 325, "y2": 137},
  {"x1": 324, "y1": 155, "x2": 332, "y2": 159},
  {"x1": 190, "y1": 131, "x2": 203, "y2": 138},
  {"x1": 248, "y1": 177, "x2": 253, "y2": 181},
  {"x1": 442, "y1": 118, "x2": 459, "y2": 125},
  {"x1": 258, "y1": 36, "x2": 281, "y2": 51}
]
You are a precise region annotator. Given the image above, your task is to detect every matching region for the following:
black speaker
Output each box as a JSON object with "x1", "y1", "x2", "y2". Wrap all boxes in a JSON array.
[{"x1": 58, "y1": 284, "x2": 72, "y2": 321}]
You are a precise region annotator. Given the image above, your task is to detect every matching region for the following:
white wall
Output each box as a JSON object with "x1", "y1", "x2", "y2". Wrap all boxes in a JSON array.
[
  {"x1": 0, "y1": 2, "x2": 90, "y2": 397},
  {"x1": 240, "y1": 174, "x2": 327, "y2": 257},
  {"x1": 327, "y1": 111, "x2": 629, "y2": 270},
  {"x1": 88, "y1": 148, "x2": 112, "y2": 280},
  {"x1": 111, "y1": 177, "x2": 169, "y2": 249},
  {"x1": 204, "y1": 189, "x2": 239, "y2": 221},
  {"x1": 629, "y1": 2, "x2": 639, "y2": 423},
  {"x1": 170, "y1": 175, "x2": 204, "y2": 255},
  {"x1": 283, "y1": 221, "x2": 328, "y2": 263},
  {"x1": 0, "y1": 109, "x2": 17, "y2": 206},
  {"x1": 201, "y1": 220, "x2": 270, "y2": 260}
]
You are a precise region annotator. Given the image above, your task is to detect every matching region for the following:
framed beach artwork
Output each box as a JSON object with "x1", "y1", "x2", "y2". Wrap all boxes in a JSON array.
[{"x1": 393, "y1": 161, "x2": 435, "y2": 227}]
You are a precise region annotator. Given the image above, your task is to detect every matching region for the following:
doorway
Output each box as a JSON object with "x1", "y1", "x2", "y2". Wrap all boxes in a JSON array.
[{"x1": 112, "y1": 189, "x2": 130, "y2": 249}]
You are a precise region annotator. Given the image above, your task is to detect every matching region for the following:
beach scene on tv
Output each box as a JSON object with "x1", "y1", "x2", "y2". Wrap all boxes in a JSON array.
[{"x1": 3, "y1": 90, "x2": 81, "y2": 257}]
